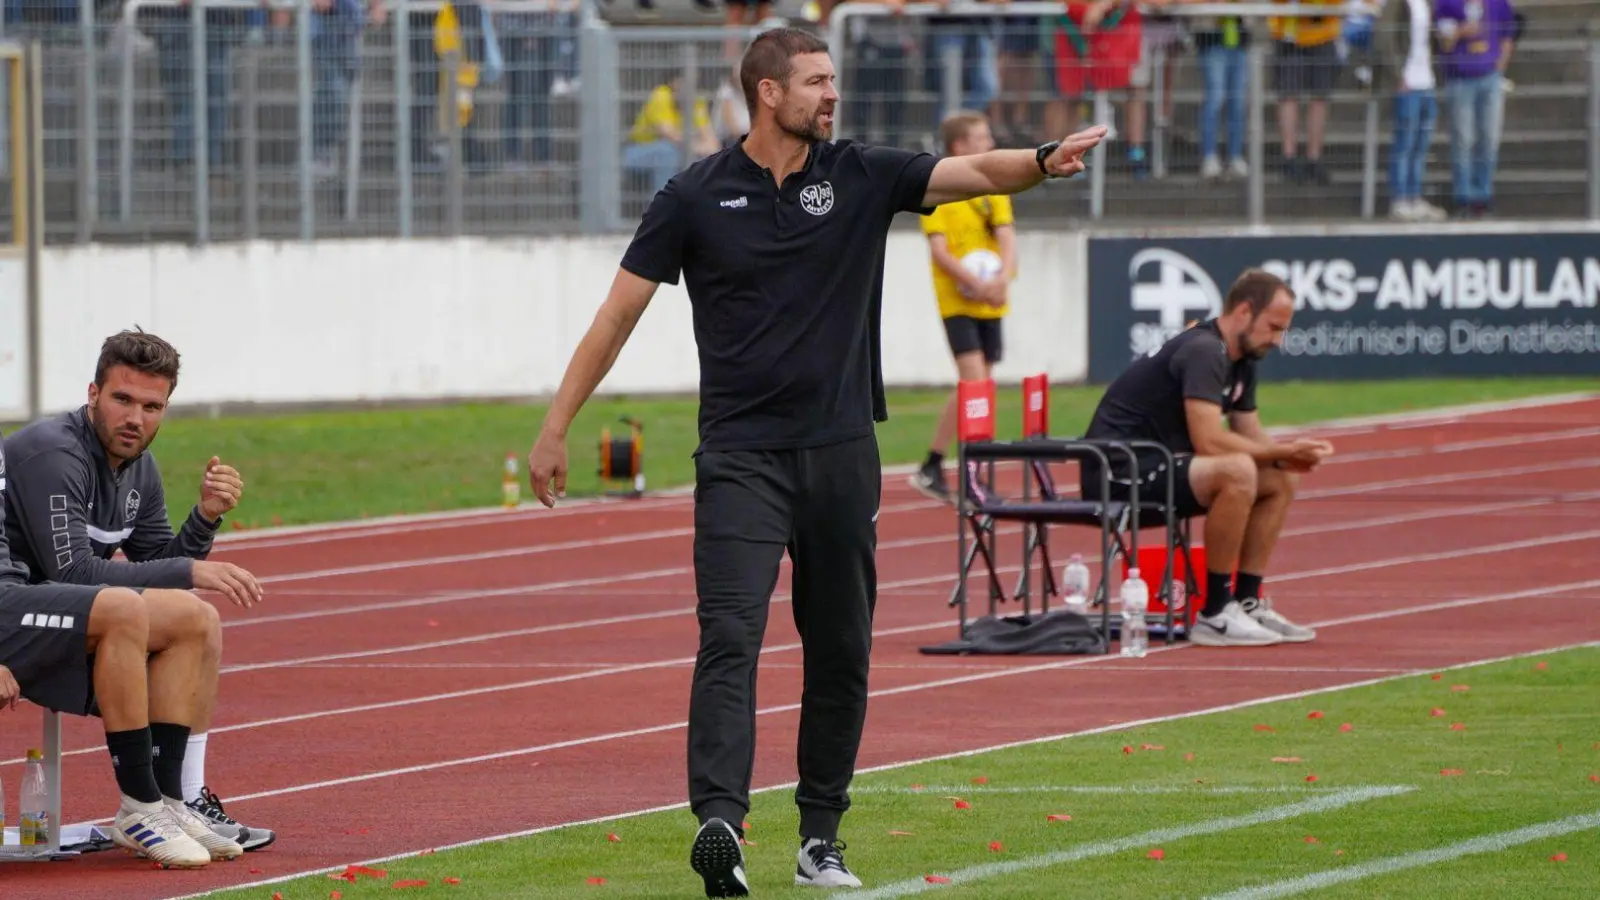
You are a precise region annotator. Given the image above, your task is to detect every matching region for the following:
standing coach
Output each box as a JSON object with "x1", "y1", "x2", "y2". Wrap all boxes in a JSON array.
[{"x1": 527, "y1": 26, "x2": 1105, "y2": 898}]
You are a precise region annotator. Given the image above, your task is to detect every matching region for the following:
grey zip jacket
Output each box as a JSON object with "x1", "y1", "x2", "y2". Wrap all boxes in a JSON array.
[{"x1": 0, "y1": 406, "x2": 219, "y2": 587}]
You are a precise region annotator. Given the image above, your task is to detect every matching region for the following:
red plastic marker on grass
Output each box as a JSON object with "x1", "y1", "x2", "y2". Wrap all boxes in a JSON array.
[
  {"x1": 925, "y1": 875, "x2": 952, "y2": 884},
  {"x1": 1148, "y1": 848, "x2": 1165, "y2": 860},
  {"x1": 953, "y1": 799, "x2": 971, "y2": 810}
]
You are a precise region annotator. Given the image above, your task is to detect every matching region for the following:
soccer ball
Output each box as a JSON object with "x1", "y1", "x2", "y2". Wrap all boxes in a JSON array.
[{"x1": 958, "y1": 249, "x2": 1003, "y2": 298}]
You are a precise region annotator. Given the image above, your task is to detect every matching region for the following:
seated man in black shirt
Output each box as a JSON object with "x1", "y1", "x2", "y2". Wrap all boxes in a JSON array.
[{"x1": 1082, "y1": 268, "x2": 1332, "y2": 647}]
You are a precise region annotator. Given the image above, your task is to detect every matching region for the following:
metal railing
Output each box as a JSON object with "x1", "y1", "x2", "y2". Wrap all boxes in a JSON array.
[{"x1": 0, "y1": 0, "x2": 1596, "y2": 243}]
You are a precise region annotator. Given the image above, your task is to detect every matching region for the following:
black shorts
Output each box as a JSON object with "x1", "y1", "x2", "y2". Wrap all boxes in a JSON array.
[
  {"x1": 1080, "y1": 451, "x2": 1206, "y2": 521},
  {"x1": 1273, "y1": 41, "x2": 1340, "y2": 98},
  {"x1": 0, "y1": 581, "x2": 101, "y2": 717},
  {"x1": 943, "y1": 315, "x2": 1004, "y2": 363}
]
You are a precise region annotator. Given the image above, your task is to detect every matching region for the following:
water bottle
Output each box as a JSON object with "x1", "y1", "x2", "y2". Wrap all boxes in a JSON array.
[
  {"x1": 501, "y1": 452, "x2": 521, "y2": 509},
  {"x1": 1062, "y1": 553, "x2": 1091, "y2": 613},
  {"x1": 1120, "y1": 568, "x2": 1149, "y2": 658},
  {"x1": 19, "y1": 748, "x2": 47, "y2": 847}
]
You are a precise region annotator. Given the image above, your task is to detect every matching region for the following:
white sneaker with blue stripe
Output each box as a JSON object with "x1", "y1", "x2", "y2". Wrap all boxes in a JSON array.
[{"x1": 111, "y1": 798, "x2": 213, "y2": 869}]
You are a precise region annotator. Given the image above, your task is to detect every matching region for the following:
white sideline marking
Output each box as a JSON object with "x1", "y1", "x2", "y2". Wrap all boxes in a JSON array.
[
  {"x1": 1200, "y1": 810, "x2": 1600, "y2": 900},
  {"x1": 164, "y1": 641, "x2": 1599, "y2": 900},
  {"x1": 205, "y1": 392, "x2": 1600, "y2": 555},
  {"x1": 849, "y1": 784, "x2": 1383, "y2": 796},
  {"x1": 218, "y1": 455, "x2": 1600, "y2": 628},
  {"x1": 851, "y1": 786, "x2": 1417, "y2": 899}
]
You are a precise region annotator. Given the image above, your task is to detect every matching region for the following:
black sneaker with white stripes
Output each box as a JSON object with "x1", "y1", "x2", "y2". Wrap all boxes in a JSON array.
[
  {"x1": 795, "y1": 837, "x2": 863, "y2": 888},
  {"x1": 690, "y1": 818, "x2": 749, "y2": 898},
  {"x1": 185, "y1": 786, "x2": 278, "y2": 852}
]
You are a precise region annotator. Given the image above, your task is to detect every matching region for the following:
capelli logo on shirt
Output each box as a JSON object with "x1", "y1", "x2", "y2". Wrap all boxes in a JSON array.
[{"x1": 719, "y1": 196, "x2": 748, "y2": 209}]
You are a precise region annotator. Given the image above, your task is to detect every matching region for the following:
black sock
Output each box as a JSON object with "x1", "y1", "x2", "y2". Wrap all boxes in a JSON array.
[
  {"x1": 1203, "y1": 570, "x2": 1234, "y2": 618},
  {"x1": 105, "y1": 728, "x2": 162, "y2": 804},
  {"x1": 1235, "y1": 572, "x2": 1264, "y2": 605},
  {"x1": 925, "y1": 450, "x2": 944, "y2": 470},
  {"x1": 149, "y1": 722, "x2": 191, "y2": 801}
]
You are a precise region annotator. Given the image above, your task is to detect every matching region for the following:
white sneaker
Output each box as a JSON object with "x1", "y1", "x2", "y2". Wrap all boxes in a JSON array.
[
  {"x1": 111, "y1": 798, "x2": 213, "y2": 869},
  {"x1": 690, "y1": 818, "x2": 750, "y2": 898},
  {"x1": 1228, "y1": 157, "x2": 1250, "y2": 179},
  {"x1": 1241, "y1": 597, "x2": 1317, "y2": 643},
  {"x1": 795, "y1": 837, "x2": 863, "y2": 888},
  {"x1": 1188, "y1": 601, "x2": 1283, "y2": 647},
  {"x1": 166, "y1": 796, "x2": 245, "y2": 860},
  {"x1": 1200, "y1": 155, "x2": 1223, "y2": 179}
]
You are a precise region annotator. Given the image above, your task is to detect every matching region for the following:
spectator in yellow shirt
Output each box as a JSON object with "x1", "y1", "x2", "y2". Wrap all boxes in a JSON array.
[
  {"x1": 1269, "y1": 0, "x2": 1343, "y2": 184},
  {"x1": 624, "y1": 74, "x2": 720, "y2": 191},
  {"x1": 909, "y1": 110, "x2": 1017, "y2": 504}
]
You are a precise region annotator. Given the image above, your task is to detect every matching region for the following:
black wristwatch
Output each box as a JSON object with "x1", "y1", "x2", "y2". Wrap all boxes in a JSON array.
[{"x1": 1036, "y1": 140, "x2": 1062, "y2": 177}]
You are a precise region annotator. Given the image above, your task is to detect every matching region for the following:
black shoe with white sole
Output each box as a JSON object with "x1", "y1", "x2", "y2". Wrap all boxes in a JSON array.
[
  {"x1": 795, "y1": 837, "x2": 863, "y2": 888},
  {"x1": 907, "y1": 463, "x2": 950, "y2": 503},
  {"x1": 691, "y1": 818, "x2": 750, "y2": 898}
]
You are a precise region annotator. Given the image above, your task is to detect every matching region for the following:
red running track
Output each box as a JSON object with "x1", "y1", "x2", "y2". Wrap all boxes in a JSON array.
[{"x1": 2, "y1": 395, "x2": 1599, "y2": 900}]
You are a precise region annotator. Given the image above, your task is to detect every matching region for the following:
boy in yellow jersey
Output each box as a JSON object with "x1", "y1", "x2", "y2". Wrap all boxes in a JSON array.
[{"x1": 909, "y1": 110, "x2": 1017, "y2": 504}]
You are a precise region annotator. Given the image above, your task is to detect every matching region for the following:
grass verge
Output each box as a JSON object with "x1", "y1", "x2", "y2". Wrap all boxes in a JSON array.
[
  {"x1": 102, "y1": 377, "x2": 1598, "y2": 528},
  {"x1": 201, "y1": 644, "x2": 1600, "y2": 899}
]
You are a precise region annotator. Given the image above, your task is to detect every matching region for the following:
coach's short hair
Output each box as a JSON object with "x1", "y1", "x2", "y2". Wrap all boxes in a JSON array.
[
  {"x1": 1223, "y1": 269, "x2": 1293, "y2": 318},
  {"x1": 740, "y1": 27, "x2": 830, "y2": 117},
  {"x1": 95, "y1": 327, "x2": 181, "y2": 394}
]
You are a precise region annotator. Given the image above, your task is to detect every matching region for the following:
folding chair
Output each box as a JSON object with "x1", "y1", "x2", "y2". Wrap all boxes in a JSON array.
[
  {"x1": 1002, "y1": 374, "x2": 1193, "y2": 642},
  {"x1": 942, "y1": 376, "x2": 1160, "y2": 652},
  {"x1": 0, "y1": 707, "x2": 70, "y2": 861}
]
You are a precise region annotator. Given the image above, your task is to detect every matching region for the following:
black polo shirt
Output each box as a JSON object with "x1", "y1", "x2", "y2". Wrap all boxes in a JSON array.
[
  {"x1": 619, "y1": 138, "x2": 940, "y2": 454},
  {"x1": 1084, "y1": 319, "x2": 1258, "y2": 455}
]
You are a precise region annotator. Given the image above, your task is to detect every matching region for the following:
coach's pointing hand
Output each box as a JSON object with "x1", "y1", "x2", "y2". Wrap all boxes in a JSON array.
[
  {"x1": 529, "y1": 430, "x2": 567, "y2": 508},
  {"x1": 1042, "y1": 125, "x2": 1110, "y2": 179},
  {"x1": 199, "y1": 456, "x2": 244, "y2": 522}
]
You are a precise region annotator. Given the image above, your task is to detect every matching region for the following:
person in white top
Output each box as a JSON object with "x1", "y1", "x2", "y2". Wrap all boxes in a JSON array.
[{"x1": 1382, "y1": 0, "x2": 1447, "y2": 220}]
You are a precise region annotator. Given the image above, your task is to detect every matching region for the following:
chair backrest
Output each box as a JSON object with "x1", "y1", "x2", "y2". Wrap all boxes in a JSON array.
[
  {"x1": 957, "y1": 378, "x2": 996, "y2": 443},
  {"x1": 1021, "y1": 373, "x2": 1049, "y2": 439}
]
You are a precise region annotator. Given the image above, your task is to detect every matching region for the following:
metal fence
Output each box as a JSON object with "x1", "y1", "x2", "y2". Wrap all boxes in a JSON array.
[{"x1": 1, "y1": 0, "x2": 1597, "y2": 243}]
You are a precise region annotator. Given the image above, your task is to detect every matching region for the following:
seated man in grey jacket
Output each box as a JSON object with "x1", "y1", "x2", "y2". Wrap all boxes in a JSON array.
[{"x1": 0, "y1": 328, "x2": 275, "y2": 852}]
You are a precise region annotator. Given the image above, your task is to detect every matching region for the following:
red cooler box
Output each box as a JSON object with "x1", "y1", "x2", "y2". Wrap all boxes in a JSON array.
[{"x1": 1120, "y1": 544, "x2": 1205, "y2": 627}]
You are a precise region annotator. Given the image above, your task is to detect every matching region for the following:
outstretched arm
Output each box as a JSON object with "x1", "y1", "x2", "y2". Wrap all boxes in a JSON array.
[{"x1": 921, "y1": 125, "x2": 1109, "y2": 207}]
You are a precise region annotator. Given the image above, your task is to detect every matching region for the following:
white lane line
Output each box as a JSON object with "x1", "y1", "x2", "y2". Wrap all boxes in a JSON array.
[
  {"x1": 251, "y1": 499, "x2": 939, "y2": 586},
  {"x1": 218, "y1": 456, "x2": 1600, "y2": 627},
  {"x1": 221, "y1": 525, "x2": 1600, "y2": 673},
  {"x1": 61, "y1": 590, "x2": 1600, "y2": 825},
  {"x1": 16, "y1": 516, "x2": 1598, "y2": 771},
  {"x1": 849, "y1": 784, "x2": 1386, "y2": 796},
  {"x1": 205, "y1": 390, "x2": 1600, "y2": 549},
  {"x1": 1200, "y1": 810, "x2": 1600, "y2": 900},
  {"x1": 160, "y1": 640, "x2": 1598, "y2": 900},
  {"x1": 851, "y1": 786, "x2": 1417, "y2": 899}
]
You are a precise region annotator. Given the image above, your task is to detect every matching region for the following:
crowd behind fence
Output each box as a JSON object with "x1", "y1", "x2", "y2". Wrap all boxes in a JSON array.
[{"x1": 0, "y1": 0, "x2": 1594, "y2": 244}]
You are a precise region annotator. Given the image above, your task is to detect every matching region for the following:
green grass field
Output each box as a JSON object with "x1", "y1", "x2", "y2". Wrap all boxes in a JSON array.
[
  {"x1": 79, "y1": 377, "x2": 1597, "y2": 528},
  {"x1": 204, "y1": 644, "x2": 1600, "y2": 899}
]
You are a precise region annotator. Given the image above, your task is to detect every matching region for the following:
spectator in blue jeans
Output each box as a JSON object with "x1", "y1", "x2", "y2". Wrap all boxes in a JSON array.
[
  {"x1": 1384, "y1": 0, "x2": 1445, "y2": 219},
  {"x1": 311, "y1": 0, "x2": 379, "y2": 178},
  {"x1": 1189, "y1": 3, "x2": 1249, "y2": 180},
  {"x1": 1434, "y1": 0, "x2": 1515, "y2": 218}
]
